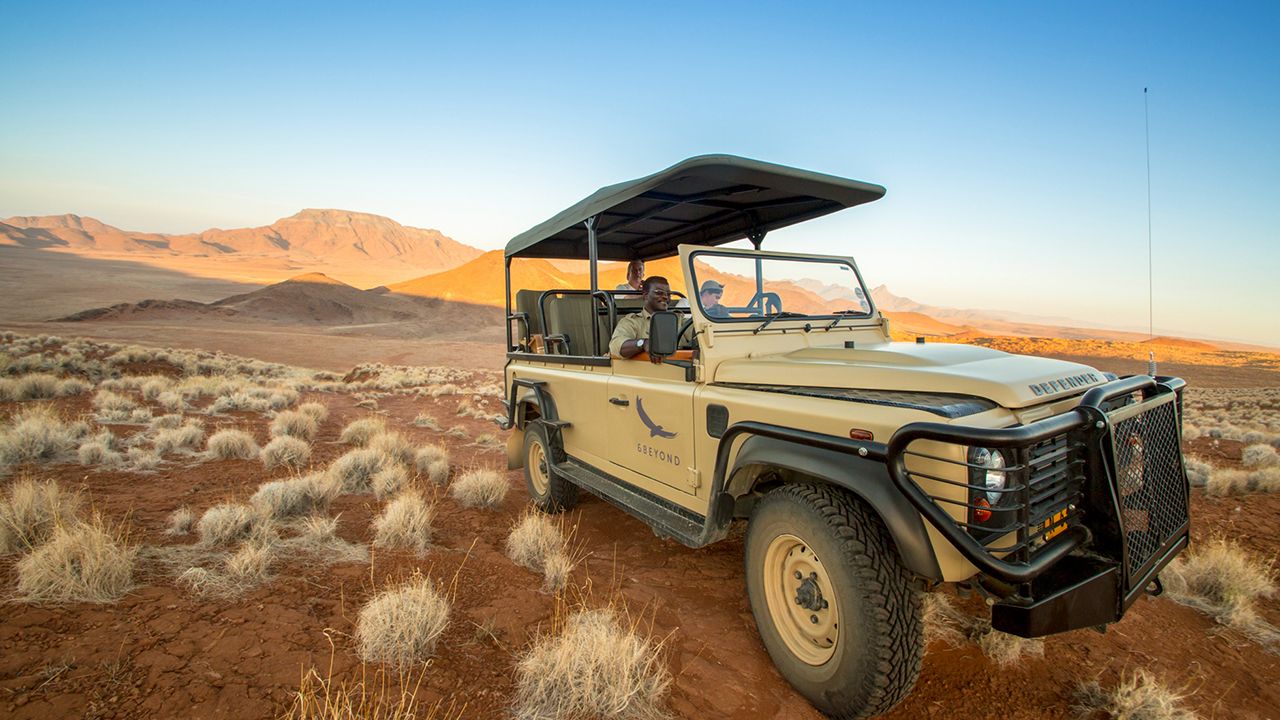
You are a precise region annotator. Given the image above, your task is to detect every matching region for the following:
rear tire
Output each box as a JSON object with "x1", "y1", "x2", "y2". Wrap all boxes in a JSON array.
[
  {"x1": 522, "y1": 423, "x2": 578, "y2": 513},
  {"x1": 745, "y1": 483, "x2": 922, "y2": 719}
]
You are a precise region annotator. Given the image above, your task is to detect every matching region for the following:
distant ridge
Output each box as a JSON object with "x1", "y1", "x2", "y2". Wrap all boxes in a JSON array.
[{"x1": 1, "y1": 210, "x2": 482, "y2": 275}]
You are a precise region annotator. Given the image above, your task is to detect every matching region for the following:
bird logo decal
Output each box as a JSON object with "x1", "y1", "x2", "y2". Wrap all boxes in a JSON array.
[{"x1": 635, "y1": 396, "x2": 677, "y2": 439}]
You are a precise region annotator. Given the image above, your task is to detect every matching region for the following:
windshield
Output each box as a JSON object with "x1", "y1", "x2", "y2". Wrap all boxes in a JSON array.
[{"x1": 689, "y1": 251, "x2": 873, "y2": 322}]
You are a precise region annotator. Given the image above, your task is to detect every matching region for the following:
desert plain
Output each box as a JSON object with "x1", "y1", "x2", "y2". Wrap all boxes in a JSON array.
[{"x1": 1, "y1": 212, "x2": 1278, "y2": 720}]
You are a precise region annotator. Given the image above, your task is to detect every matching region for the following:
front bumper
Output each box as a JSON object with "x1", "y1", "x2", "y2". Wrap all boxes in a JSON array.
[{"x1": 887, "y1": 375, "x2": 1190, "y2": 637}]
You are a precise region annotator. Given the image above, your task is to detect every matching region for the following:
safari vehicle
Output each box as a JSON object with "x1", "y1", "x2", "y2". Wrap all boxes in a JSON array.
[{"x1": 499, "y1": 156, "x2": 1190, "y2": 718}]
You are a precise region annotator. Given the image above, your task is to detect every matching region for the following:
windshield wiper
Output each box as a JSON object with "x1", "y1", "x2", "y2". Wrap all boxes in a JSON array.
[
  {"x1": 753, "y1": 311, "x2": 807, "y2": 335},
  {"x1": 824, "y1": 309, "x2": 865, "y2": 330}
]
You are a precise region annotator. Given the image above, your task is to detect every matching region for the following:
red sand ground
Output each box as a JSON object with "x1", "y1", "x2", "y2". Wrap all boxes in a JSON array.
[{"x1": 1, "y1": 365, "x2": 1278, "y2": 719}]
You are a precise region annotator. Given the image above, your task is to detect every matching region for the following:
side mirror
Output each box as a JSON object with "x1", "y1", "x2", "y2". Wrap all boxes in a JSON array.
[{"x1": 648, "y1": 311, "x2": 679, "y2": 356}]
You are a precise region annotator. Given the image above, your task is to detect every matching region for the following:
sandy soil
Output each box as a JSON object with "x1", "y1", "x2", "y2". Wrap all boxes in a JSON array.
[{"x1": 1, "y1": 347, "x2": 1277, "y2": 719}]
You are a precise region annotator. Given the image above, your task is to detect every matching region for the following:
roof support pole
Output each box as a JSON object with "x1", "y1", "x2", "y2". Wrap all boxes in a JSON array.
[
  {"x1": 586, "y1": 215, "x2": 600, "y2": 355},
  {"x1": 748, "y1": 227, "x2": 766, "y2": 310}
]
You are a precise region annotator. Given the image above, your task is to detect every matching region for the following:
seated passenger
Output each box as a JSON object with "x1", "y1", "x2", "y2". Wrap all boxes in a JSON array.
[
  {"x1": 615, "y1": 259, "x2": 644, "y2": 292},
  {"x1": 609, "y1": 275, "x2": 671, "y2": 364},
  {"x1": 699, "y1": 280, "x2": 730, "y2": 318}
]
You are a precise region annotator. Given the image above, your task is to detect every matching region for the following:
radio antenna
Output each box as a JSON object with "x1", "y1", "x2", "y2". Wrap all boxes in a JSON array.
[{"x1": 1144, "y1": 87, "x2": 1157, "y2": 376}]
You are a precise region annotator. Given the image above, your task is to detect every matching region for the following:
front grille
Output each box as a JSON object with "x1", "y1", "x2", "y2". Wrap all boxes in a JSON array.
[{"x1": 1110, "y1": 398, "x2": 1188, "y2": 576}]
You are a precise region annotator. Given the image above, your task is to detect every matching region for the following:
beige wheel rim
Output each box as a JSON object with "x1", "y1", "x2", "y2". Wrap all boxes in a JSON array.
[
  {"x1": 763, "y1": 533, "x2": 839, "y2": 666},
  {"x1": 527, "y1": 436, "x2": 550, "y2": 497}
]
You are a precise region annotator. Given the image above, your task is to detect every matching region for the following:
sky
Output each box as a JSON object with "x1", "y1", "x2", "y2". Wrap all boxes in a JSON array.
[{"x1": 2, "y1": 1, "x2": 1277, "y2": 346}]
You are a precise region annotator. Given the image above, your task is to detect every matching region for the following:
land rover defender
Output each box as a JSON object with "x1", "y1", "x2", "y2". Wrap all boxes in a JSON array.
[{"x1": 499, "y1": 155, "x2": 1190, "y2": 718}]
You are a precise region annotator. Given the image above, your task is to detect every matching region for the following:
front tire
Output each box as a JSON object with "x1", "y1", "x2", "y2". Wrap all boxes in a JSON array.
[
  {"x1": 745, "y1": 483, "x2": 922, "y2": 719},
  {"x1": 522, "y1": 423, "x2": 578, "y2": 513}
]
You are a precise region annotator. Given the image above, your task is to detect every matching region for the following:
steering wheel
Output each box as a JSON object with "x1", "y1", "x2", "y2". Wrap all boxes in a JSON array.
[{"x1": 763, "y1": 292, "x2": 783, "y2": 315}]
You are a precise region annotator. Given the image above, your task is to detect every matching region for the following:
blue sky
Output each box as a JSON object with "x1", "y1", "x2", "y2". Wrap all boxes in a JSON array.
[{"x1": 3, "y1": 1, "x2": 1277, "y2": 345}]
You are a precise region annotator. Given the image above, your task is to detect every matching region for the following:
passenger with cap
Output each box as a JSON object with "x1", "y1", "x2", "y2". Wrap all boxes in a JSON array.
[
  {"x1": 699, "y1": 280, "x2": 730, "y2": 318},
  {"x1": 615, "y1": 259, "x2": 644, "y2": 292}
]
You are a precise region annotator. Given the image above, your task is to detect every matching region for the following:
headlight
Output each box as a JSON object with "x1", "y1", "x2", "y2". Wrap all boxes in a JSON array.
[{"x1": 969, "y1": 447, "x2": 1007, "y2": 505}]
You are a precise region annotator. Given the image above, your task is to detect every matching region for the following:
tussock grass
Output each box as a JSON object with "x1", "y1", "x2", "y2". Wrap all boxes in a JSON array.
[
  {"x1": 272, "y1": 410, "x2": 320, "y2": 441},
  {"x1": 1073, "y1": 668, "x2": 1199, "y2": 720},
  {"x1": 92, "y1": 389, "x2": 139, "y2": 422},
  {"x1": 282, "y1": 515, "x2": 368, "y2": 565},
  {"x1": 149, "y1": 413, "x2": 185, "y2": 431},
  {"x1": 261, "y1": 436, "x2": 313, "y2": 470},
  {"x1": 166, "y1": 507, "x2": 195, "y2": 535},
  {"x1": 372, "y1": 465, "x2": 409, "y2": 499},
  {"x1": 1163, "y1": 538, "x2": 1278, "y2": 646},
  {"x1": 415, "y1": 446, "x2": 450, "y2": 485},
  {"x1": 328, "y1": 448, "x2": 389, "y2": 493},
  {"x1": 413, "y1": 413, "x2": 440, "y2": 430},
  {"x1": 153, "y1": 422, "x2": 205, "y2": 455},
  {"x1": 17, "y1": 515, "x2": 136, "y2": 604},
  {"x1": 445, "y1": 427, "x2": 468, "y2": 440},
  {"x1": 251, "y1": 473, "x2": 337, "y2": 519},
  {"x1": 56, "y1": 378, "x2": 91, "y2": 397},
  {"x1": 474, "y1": 433, "x2": 503, "y2": 450},
  {"x1": 1183, "y1": 457, "x2": 1212, "y2": 488},
  {"x1": 224, "y1": 539, "x2": 275, "y2": 585},
  {"x1": 3, "y1": 373, "x2": 61, "y2": 400},
  {"x1": 1243, "y1": 443, "x2": 1278, "y2": 468},
  {"x1": 297, "y1": 401, "x2": 329, "y2": 423},
  {"x1": 340, "y1": 417, "x2": 386, "y2": 446},
  {"x1": 513, "y1": 607, "x2": 671, "y2": 720},
  {"x1": 506, "y1": 511, "x2": 573, "y2": 592},
  {"x1": 78, "y1": 441, "x2": 123, "y2": 469},
  {"x1": 284, "y1": 663, "x2": 461, "y2": 720},
  {"x1": 450, "y1": 469, "x2": 507, "y2": 509},
  {"x1": 0, "y1": 478, "x2": 84, "y2": 554},
  {"x1": 372, "y1": 492, "x2": 435, "y2": 555},
  {"x1": 1205, "y1": 466, "x2": 1280, "y2": 496},
  {"x1": 206, "y1": 429, "x2": 260, "y2": 460},
  {"x1": 370, "y1": 432, "x2": 414, "y2": 467},
  {"x1": 918, "y1": 592, "x2": 1043, "y2": 665},
  {"x1": 0, "y1": 405, "x2": 80, "y2": 465},
  {"x1": 197, "y1": 503, "x2": 270, "y2": 547},
  {"x1": 125, "y1": 447, "x2": 161, "y2": 472},
  {"x1": 356, "y1": 574, "x2": 451, "y2": 668}
]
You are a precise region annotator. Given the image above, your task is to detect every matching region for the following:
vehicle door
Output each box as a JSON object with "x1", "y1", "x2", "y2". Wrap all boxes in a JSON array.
[{"x1": 605, "y1": 357, "x2": 697, "y2": 494}]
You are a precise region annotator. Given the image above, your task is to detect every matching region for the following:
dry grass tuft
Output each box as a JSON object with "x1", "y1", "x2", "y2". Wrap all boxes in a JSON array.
[
  {"x1": 197, "y1": 503, "x2": 270, "y2": 547},
  {"x1": 284, "y1": 663, "x2": 461, "y2": 720},
  {"x1": 372, "y1": 465, "x2": 410, "y2": 499},
  {"x1": 272, "y1": 410, "x2": 320, "y2": 442},
  {"x1": 372, "y1": 492, "x2": 435, "y2": 555},
  {"x1": 78, "y1": 441, "x2": 124, "y2": 469},
  {"x1": 0, "y1": 478, "x2": 83, "y2": 554},
  {"x1": 153, "y1": 423, "x2": 205, "y2": 455},
  {"x1": 166, "y1": 507, "x2": 195, "y2": 535},
  {"x1": 126, "y1": 447, "x2": 162, "y2": 472},
  {"x1": 2, "y1": 373, "x2": 61, "y2": 400},
  {"x1": 340, "y1": 417, "x2": 386, "y2": 446},
  {"x1": 450, "y1": 468, "x2": 507, "y2": 509},
  {"x1": 1073, "y1": 668, "x2": 1199, "y2": 720},
  {"x1": 1242, "y1": 443, "x2": 1278, "y2": 468},
  {"x1": 328, "y1": 448, "x2": 388, "y2": 493},
  {"x1": 224, "y1": 540, "x2": 275, "y2": 585},
  {"x1": 92, "y1": 389, "x2": 139, "y2": 422},
  {"x1": 514, "y1": 607, "x2": 671, "y2": 720},
  {"x1": 282, "y1": 515, "x2": 369, "y2": 565},
  {"x1": 415, "y1": 445, "x2": 450, "y2": 485},
  {"x1": 916, "y1": 592, "x2": 1043, "y2": 664},
  {"x1": 356, "y1": 574, "x2": 451, "y2": 668},
  {"x1": 0, "y1": 405, "x2": 80, "y2": 465},
  {"x1": 297, "y1": 401, "x2": 330, "y2": 423},
  {"x1": 1163, "y1": 538, "x2": 1278, "y2": 646},
  {"x1": 16, "y1": 515, "x2": 136, "y2": 604},
  {"x1": 370, "y1": 432, "x2": 415, "y2": 467},
  {"x1": 973, "y1": 620, "x2": 1045, "y2": 666},
  {"x1": 206, "y1": 429, "x2": 260, "y2": 460},
  {"x1": 413, "y1": 413, "x2": 440, "y2": 430},
  {"x1": 261, "y1": 436, "x2": 313, "y2": 470},
  {"x1": 251, "y1": 473, "x2": 337, "y2": 519},
  {"x1": 506, "y1": 511, "x2": 574, "y2": 592},
  {"x1": 921, "y1": 592, "x2": 967, "y2": 647}
]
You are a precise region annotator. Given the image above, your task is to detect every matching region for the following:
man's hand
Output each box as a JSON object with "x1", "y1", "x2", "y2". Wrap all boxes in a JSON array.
[{"x1": 648, "y1": 350, "x2": 665, "y2": 365}]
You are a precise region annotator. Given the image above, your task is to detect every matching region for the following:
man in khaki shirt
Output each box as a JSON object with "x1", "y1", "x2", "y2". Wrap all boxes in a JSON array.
[{"x1": 609, "y1": 276, "x2": 670, "y2": 364}]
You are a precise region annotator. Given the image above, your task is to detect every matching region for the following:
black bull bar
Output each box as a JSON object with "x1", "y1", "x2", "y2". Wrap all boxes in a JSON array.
[{"x1": 887, "y1": 375, "x2": 1191, "y2": 637}]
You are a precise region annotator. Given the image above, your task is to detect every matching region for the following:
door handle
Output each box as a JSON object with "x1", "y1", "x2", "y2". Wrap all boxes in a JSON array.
[{"x1": 609, "y1": 397, "x2": 630, "y2": 406}]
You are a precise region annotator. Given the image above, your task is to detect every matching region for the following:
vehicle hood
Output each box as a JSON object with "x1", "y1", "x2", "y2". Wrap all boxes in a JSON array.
[{"x1": 712, "y1": 342, "x2": 1106, "y2": 410}]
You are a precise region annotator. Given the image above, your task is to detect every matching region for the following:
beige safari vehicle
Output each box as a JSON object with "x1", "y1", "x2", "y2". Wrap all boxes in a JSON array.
[{"x1": 500, "y1": 156, "x2": 1190, "y2": 719}]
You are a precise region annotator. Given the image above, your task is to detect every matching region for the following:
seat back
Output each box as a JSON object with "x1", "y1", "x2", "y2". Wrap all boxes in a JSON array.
[
  {"x1": 514, "y1": 289, "x2": 544, "y2": 338},
  {"x1": 546, "y1": 294, "x2": 609, "y2": 356}
]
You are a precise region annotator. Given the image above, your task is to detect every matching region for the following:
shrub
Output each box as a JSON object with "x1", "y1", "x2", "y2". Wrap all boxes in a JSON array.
[
  {"x1": 372, "y1": 465, "x2": 409, "y2": 499},
  {"x1": 297, "y1": 401, "x2": 329, "y2": 423},
  {"x1": 197, "y1": 503, "x2": 267, "y2": 546},
  {"x1": 1243, "y1": 443, "x2": 1278, "y2": 468},
  {"x1": 507, "y1": 512, "x2": 572, "y2": 592},
  {"x1": 251, "y1": 474, "x2": 336, "y2": 519},
  {"x1": 0, "y1": 479, "x2": 83, "y2": 554},
  {"x1": 206, "y1": 429, "x2": 260, "y2": 460},
  {"x1": 340, "y1": 417, "x2": 386, "y2": 446},
  {"x1": 0, "y1": 405, "x2": 79, "y2": 465},
  {"x1": 261, "y1": 436, "x2": 312, "y2": 470},
  {"x1": 271, "y1": 410, "x2": 319, "y2": 441},
  {"x1": 16, "y1": 516, "x2": 136, "y2": 604},
  {"x1": 154, "y1": 423, "x2": 205, "y2": 455},
  {"x1": 450, "y1": 469, "x2": 507, "y2": 509},
  {"x1": 372, "y1": 492, "x2": 435, "y2": 554},
  {"x1": 328, "y1": 448, "x2": 387, "y2": 493},
  {"x1": 1073, "y1": 668, "x2": 1197, "y2": 720},
  {"x1": 513, "y1": 608, "x2": 671, "y2": 720},
  {"x1": 166, "y1": 507, "x2": 195, "y2": 535},
  {"x1": 356, "y1": 574, "x2": 451, "y2": 667},
  {"x1": 370, "y1": 432, "x2": 414, "y2": 467}
]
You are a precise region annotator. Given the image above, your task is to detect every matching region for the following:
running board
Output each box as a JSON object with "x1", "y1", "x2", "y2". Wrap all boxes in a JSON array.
[{"x1": 553, "y1": 457, "x2": 708, "y2": 547}]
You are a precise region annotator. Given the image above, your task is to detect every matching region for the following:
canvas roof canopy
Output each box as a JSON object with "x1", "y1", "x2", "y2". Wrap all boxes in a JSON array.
[{"x1": 504, "y1": 155, "x2": 885, "y2": 261}]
